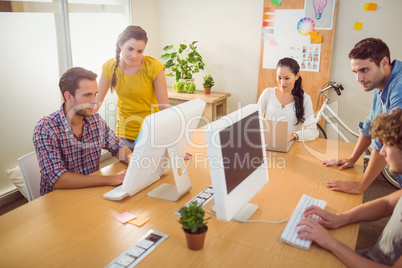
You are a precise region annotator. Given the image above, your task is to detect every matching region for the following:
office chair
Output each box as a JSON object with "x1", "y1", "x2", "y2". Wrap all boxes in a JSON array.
[{"x1": 17, "y1": 152, "x2": 41, "y2": 202}]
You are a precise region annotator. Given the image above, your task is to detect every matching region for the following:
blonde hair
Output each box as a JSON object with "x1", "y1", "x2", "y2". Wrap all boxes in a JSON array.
[{"x1": 371, "y1": 109, "x2": 402, "y2": 151}]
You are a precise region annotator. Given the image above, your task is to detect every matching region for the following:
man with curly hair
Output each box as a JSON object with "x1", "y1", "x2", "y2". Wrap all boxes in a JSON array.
[{"x1": 297, "y1": 109, "x2": 402, "y2": 267}]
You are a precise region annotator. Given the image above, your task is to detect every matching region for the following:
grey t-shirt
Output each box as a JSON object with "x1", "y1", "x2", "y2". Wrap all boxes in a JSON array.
[{"x1": 362, "y1": 196, "x2": 402, "y2": 265}]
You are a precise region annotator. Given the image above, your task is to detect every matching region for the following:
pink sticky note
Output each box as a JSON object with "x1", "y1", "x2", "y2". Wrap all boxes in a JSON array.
[
  {"x1": 114, "y1": 212, "x2": 137, "y2": 223},
  {"x1": 269, "y1": 39, "x2": 277, "y2": 46}
]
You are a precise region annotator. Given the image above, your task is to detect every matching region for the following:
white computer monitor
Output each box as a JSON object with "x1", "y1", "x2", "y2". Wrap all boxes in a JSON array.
[
  {"x1": 121, "y1": 98, "x2": 206, "y2": 201},
  {"x1": 205, "y1": 104, "x2": 269, "y2": 221}
]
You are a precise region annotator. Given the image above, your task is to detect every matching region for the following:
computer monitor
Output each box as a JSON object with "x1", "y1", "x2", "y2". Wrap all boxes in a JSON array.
[
  {"x1": 205, "y1": 104, "x2": 269, "y2": 221},
  {"x1": 121, "y1": 98, "x2": 206, "y2": 201}
]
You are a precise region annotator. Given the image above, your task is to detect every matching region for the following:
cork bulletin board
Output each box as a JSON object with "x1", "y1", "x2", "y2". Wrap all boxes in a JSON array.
[{"x1": 257, "y1": 0, "x2": 339, "y2": 112}]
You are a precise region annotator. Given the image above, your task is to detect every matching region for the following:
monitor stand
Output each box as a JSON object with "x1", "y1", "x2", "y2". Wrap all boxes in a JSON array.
[
  {"x1": 147, "y1": 145, "x2": 192, "y2": 201},
  {"x1": 210, "y1": 200, "x2": 258, "y2": 222}
]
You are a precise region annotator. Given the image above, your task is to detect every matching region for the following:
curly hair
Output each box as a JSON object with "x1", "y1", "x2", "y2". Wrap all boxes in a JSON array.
[
  {"x1": 371, "y1": 109, "x2": 402, "y2": 151},
  {"x1": 348, "y1": 38, "x2": 391, "y2": 67},
  {"x1": 111, "y1": 26, "x2": 148, "y2": 91},
  {"x1": 276, "y1": 57, "x2": 305, "y2": 125}
]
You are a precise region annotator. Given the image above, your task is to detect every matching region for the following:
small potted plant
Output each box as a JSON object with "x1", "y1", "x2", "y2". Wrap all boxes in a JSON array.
[
  {"x1": 178, "y1": 201, "x2": 210, "y2": 250},
  {"x1": 202, "y1": 75, "x2": 215, "y2": 94},
  {"x1": 161, "y1": 41, "x2": 205, "y2": 86}
]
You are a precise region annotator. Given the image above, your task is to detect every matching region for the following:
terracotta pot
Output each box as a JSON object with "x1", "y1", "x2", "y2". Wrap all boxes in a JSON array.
[
  {"x1": 204, "y1": 87, "x2": 211, "y2": 94},
  {"x1": 183, "y1": 226, "x2": 208, "y2": 250}
]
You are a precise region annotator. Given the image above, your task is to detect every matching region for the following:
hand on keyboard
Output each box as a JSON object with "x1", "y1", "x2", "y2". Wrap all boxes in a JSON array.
[
  {"x1": 296, "y1": 217, "x2": 338, "y2": 251},
  {"x1": 302, "y1": 205, "x2": 345, "y2": 229},
  {"x1": 280, "y1": 194, "x2": 327, "y2": 250}
]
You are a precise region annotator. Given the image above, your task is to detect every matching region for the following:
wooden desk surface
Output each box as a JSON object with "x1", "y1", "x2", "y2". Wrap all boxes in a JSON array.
[
  {"x1": 0, "y1": 133, "x2": 362, "y2": 267},
  {"x1": 167, "y1": 87, "x2": 231, "y2": 103}
]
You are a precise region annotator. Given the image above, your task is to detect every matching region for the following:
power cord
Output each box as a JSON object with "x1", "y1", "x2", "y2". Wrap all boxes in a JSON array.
[{"x1": 204, "y1": 208, "x2": 290, "y2": 224}]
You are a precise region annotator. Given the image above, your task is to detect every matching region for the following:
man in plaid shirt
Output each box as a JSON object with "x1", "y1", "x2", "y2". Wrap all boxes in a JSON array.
[{"x1": 33, "y1": 67, "x2": 132, "y2": 195}]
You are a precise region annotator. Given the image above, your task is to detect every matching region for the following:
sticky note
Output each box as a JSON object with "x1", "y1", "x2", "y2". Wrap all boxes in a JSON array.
[
  {"x1": 128, "y1": 215, "x2": 150, "y2": 227},
  {"x1": 269, "y1": 39, "x2": 277, "y2": 46},
  {"x1": 364, "y1": 3, "x2": 377, "y2": 11},
  {"x1": 310, "y1": 31, "x2": 318, "y2": 39},
  {"x1": 312, "y1": 35, "x2": 322, "y2": 43},
  {"x1": 264, "y1": 7, "x2": 275, "y2": 13},
  {"x1": 114, "y1": 212, "x2": 137, "y2": 223},
  {"x1": 353, "y1": 21, "x2": 363, "y2": 31},
  {"x1": 271, "y1": 0, "x2": 284, "y2": 6}
]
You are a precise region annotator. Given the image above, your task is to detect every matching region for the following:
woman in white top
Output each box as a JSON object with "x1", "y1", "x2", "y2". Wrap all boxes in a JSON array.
[{"x1": 257, "y1": 57, "x2": 319, "y2": 142}]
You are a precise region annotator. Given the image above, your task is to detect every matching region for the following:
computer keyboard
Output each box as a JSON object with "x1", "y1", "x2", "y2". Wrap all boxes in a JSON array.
[
  {"x1": 280, "y1": 194, "x2": 327, "y2": 250},
  {"x1": 174, "y1": 185, "x2": 214, "y2": 215},
  {"x1": 103, "y1": 185, "x2": 129, "y2": 201},
  {"x1": 105, "y1": 230, "x2": 168, "y2": 268}
]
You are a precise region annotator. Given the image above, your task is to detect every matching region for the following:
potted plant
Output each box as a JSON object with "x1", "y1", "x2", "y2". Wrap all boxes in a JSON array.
[
  {"x1": 161, "y1": 41, "x2": 205, "y2": 93},
  {"x1": 178, "y1": 201, "x2": 210, "y2": 250},
  {"x1": 202, "y1": 75, "x2": 215, "y2": 94}
]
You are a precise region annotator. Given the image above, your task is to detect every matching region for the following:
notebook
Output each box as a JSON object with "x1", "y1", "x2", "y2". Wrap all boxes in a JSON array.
[{"x1": 262, "y1": 119, "x2": 294, "y2": 152}]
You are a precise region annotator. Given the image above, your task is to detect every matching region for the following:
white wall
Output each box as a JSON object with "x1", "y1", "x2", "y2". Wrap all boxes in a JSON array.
[
  {"x1": 328, "y1": 0, "x2": 402, "y2": 141},
  {"x1": 156, "y1": 0, "x2": 264, "y2": 113}
]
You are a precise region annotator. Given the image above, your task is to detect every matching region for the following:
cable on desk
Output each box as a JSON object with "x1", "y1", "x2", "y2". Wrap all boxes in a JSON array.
[{"x1": 204, "y1": 209, "x2": 290, "y2": 224}]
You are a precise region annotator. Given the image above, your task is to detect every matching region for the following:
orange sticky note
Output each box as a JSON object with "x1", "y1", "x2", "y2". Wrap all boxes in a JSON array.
[
  {"x1": 364, "y1": 3, "x2": 377, "y2": 11},
  {"x1": 313, "y1": 35, "x2": 322, "y2": 43},
  {"x1": 310, "y1": 31, "x2": 318, "y2": 39},
  {"x1": 128, "y1": 215, "x2": 150, "y2": 227},
  {"x1": 353, "y1": 21, "x2": 363, "y2": 31}
]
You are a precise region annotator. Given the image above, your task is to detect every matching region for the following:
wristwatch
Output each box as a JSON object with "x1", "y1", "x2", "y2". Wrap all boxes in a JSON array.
[{"x1": 292, "y1": 133, "x2": 298, "y2": 141}]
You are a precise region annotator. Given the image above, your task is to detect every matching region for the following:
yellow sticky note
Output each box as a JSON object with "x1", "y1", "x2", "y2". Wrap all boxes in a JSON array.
[
  {"x1": 353, "y1": 21, "x2": 363, "y2": 31},
  {"x1": 310, "y1": 31, "x2": 318, "y2": 39},
  {"x1": 364, "y1": 3, "x2": 377, "y2": 11},
  {"x1": 128, "y1": 215, "x2": 150, "y2": 227},
  {"x1": 313, "y1": 35, "x2": 322, "y2": 43}
]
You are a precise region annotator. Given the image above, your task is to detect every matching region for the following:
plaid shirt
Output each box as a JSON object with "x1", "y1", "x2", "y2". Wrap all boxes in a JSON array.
[{"x1": 33, "y1": 105, "x2": 125, "y2": 195}]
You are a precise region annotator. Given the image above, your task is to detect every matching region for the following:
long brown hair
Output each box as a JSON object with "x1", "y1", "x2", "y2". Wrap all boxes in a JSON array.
[
  {"x1": 276, "y1": 57, "x2": 305, "y2": 125},
  {"x1": 110, "y1": 26, "x2": 148, "y2": 91}
]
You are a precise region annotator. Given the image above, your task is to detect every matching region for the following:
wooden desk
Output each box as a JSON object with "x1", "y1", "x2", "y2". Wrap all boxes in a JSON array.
[
  {"x1": 0, "y1": 134, "x2": 363, "y2": 267},
  {"x1": 167, "y1": 88, "x2": 231, "y2": 124}
]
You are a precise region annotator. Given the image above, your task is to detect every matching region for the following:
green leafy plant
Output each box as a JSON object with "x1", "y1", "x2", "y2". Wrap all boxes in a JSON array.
[
  {"x1": 202, "y1": 75, "x2": 215, "y2": 88},
  {"x1": 161, "y1": 41, "x2": 205, "y2": 82},
  {"x1": 178, "y1": 201, "x2": 210, "y2": 234},
  {"x1": 173, "y1": 80, "x2": 196, "y2": 93}
]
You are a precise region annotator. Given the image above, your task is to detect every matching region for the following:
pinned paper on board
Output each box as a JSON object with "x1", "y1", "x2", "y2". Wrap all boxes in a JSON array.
[
  {"x1": 353, "y1": 21, "x2": 363, "y2": 31},
  {"x1": 300, "y1": 44, "x2": 322, "y2": 72},
  {"x1": 297, "y1": 17, "x2": 315, "y2": 36},
  {"x1": 304, "y1": 0, "x2": 335, "y2": 30},
  {"x1": 364, "y1": 2, "x2": 377, "y2": 11},
  {"x1": 310, "y1": 31, "x2": 322, "y2": 43},
  {"x1": 271, "y1": 0, "x2": 284, "y2": 6}
]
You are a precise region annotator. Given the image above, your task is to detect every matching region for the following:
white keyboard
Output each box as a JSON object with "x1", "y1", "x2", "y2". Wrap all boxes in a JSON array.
[
  {"x1": 103, "y1": 185, "x2": 129, "y2": 201},
  {"x1": 280, "y1": 194, "x2": 327, "y2": 250},
  {"x1": 174, "y1": 185, "x2": 214, "y2": 215}
]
